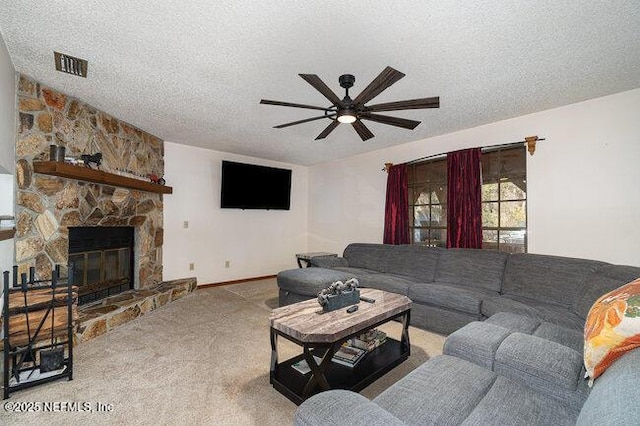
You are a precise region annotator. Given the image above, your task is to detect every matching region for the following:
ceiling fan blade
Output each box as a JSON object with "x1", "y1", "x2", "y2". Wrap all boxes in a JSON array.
[
  {"x1": 359, "y1": 113, "x2": 421, "y2": 130},
  {"x1": 315, "y1": 120, "x2": 340, "y2": 140},
  {"x1": 260, "y1": 99, "x2": 331, "y2": 112},
  {"x1": 352, "y1": 66, "x2": 405, "y2": 106},
  {"x1": 273, "y1": 113, "x2": 336, "y2": 129},
  {"x1": 298, "y1": 74, "x2": 343, "y2": 106},
  {"x1": 365, "y1": 97, "x2": 440, "y2": 112},
  {"x1": 352, "y1": 120, "x2": 374, "y2": 141}
]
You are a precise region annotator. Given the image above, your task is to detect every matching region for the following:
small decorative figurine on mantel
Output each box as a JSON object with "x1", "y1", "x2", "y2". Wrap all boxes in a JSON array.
[
  {"x1": 80, "y1": 152, "x2": 103, "y2": 169},
  {"x1": 148, "y1": 174, "x2": 166, "y2": 185}
]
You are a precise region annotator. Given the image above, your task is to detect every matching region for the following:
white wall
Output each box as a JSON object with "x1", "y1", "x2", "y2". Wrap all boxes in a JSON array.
[
  {"x1": 0, "y1": 29, "x2": 16, "y2": 276},
  {"x1": 162, "y1": 142, "x2": 308, "y2": 284},
  {"x1": 0, "y1": 174, "x2": 13, "y2": 274},
  {"x1": 0, "y1": 31, "x2": 14, "y2": 174},
  {"x1": 308, "y1": 89, "x2": 640, "y2": 267}
]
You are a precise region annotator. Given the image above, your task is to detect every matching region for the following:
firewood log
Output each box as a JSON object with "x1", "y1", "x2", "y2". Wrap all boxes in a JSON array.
[{"x1": 8, "y1": 325, "x2": 71, "y2": 347}]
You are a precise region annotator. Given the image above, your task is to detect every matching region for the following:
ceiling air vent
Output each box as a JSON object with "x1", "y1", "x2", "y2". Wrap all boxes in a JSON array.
[{"x1": 54, "y1": 51, "x2": 88, "y2": 77}]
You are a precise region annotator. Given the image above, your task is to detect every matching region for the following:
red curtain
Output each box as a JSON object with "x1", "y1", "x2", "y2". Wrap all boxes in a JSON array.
[
  {"x1": 383, "y1": 164, "x2": 409, "y2": 245},
  {"x1": 447, "y1": 148, "x2": 482, "y2": 249}
]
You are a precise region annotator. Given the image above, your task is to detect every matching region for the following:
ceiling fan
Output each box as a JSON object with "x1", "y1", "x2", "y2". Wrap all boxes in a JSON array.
[{"x1": 260, "y1": 66, "x2": 439, "y2": 141}]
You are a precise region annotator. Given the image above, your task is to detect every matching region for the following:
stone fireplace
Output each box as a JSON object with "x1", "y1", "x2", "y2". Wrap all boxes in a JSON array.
[
  {"x1": 11, "y1": 74, "x2": 197, "y2": 343},
  {"x1": 14, "y1": 74, "x2": 164, "y2": 292}
]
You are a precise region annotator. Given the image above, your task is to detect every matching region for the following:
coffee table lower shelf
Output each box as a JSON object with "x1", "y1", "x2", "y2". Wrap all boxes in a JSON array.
[{"x1": 271, "y1": 338, "x2": 407, "y2": 405}]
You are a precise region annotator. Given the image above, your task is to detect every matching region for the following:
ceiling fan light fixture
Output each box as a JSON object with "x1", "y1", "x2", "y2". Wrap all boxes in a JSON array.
[
  {"x1": 261, "y1": 66, "x2": 439, "y2": 141},
  {"x1": 337, "y1": 109, "x2": 357, "y2": 124}
]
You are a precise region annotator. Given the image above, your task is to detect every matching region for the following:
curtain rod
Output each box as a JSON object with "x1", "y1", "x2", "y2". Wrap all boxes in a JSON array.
[{"x1": 383, "y1": 136, "x2": 544, "y2": 172}]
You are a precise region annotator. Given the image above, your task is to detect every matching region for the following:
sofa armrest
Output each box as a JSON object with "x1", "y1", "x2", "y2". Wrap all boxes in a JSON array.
[
  {"x1": 310, "y1": 256, "x2": 349, "y2": 268},
  {"x1": 577, "y1": 349, "x2": 640, "y2": 425},
  {"x1": 294, "y1": 389, "x2": 405, "y2": 426}
]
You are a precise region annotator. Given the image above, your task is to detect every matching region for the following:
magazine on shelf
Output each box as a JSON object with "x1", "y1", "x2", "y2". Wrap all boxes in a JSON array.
[
  {"x1": 331, "y1": 345, "x2": 367, "y2": 367},
  {"x1": 291, "y1": 356, "x2": 322, "y2": 375},
  {"x1": 349, "y1": 329, "x2": 387, "y2": 352}
]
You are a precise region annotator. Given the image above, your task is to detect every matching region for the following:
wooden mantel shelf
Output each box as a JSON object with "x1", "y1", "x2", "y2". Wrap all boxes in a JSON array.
[
  {"x1": 0, "y1": 228, "x2": 16, "y2": 242},
  {"x1": 32, "y1": 161, "x2": 173, "y2": 194}
]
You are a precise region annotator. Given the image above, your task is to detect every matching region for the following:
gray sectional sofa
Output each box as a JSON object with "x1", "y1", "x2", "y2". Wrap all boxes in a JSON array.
[
  {"x1": 285, "y1": 244, "x2": 640, "y2": 424},
  {"x1": 294, "y1": 344, "x2": 640, "y2": 425},
  {"x1": 294, "y1": 311, "x2": 640, "y2": 425},
  {"x1": 279, "y1": 243, "x2": 640, "y2": 334}
]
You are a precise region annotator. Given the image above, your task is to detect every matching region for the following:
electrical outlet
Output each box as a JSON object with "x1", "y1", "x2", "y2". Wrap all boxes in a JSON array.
[
  {"x1": 225, "y1": 260, "x2": 230, "y2": 268},
  {"x1": 183, "y1": 221, "x2": 189, "y2": 229},
  {"x1": 189, "y1": 262, "x2": 194, "y2": 271}
]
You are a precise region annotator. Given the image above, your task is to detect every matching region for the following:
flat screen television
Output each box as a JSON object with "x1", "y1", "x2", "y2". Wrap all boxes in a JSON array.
[{"x1": 221, "y1": 160, "x2": 292, "y2": 210}]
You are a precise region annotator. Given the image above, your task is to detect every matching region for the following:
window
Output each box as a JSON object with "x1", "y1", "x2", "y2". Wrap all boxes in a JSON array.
[
  {"x1": 481, "y1": 147, "x2": 527, "y2": 253},
  {"x1": 407, "y1": 146, "x2": 527, "y2": 252},
  {"x1": 408, "y1": 158, "x2": 447, "y2": 247}
]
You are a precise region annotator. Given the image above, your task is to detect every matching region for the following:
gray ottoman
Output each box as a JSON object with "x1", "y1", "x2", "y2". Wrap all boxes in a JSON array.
[{"x1": 277, "y1": 267, "x2": 358, "y2": 307}]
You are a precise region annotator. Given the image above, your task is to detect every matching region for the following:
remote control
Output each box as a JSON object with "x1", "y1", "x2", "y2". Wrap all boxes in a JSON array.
[
  {"x1": 346, "y1": 305, "x2": 359, "y2": 313},
  {"x1": 360, "y1": 296, "x2": 375, "y2": 303}
]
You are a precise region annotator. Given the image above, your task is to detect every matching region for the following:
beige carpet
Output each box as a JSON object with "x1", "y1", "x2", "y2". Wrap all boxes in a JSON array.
[{"x1": 0, "y1": 278, "x2": 445, "y2": 425}]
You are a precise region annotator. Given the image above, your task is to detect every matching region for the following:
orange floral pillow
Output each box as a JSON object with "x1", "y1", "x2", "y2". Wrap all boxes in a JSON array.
[{"x1": 584, "y1": 277, "x2": 640, "y2": 386}]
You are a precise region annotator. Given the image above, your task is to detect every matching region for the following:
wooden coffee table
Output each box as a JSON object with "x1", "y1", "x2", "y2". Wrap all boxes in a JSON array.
[{"x1": 269, "y1": 289, "x2": 411, "y2": 404}]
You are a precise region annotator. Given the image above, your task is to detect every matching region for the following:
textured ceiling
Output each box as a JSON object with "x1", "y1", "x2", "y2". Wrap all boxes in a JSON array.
[{"x1": 1, "y1": 1, "x2": 639, "y2": 165}]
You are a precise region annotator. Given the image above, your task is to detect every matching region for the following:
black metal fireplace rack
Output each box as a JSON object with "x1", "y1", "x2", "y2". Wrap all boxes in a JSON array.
[{"x1": 2, "y1": 265, "x2": 75, "y2": 399}]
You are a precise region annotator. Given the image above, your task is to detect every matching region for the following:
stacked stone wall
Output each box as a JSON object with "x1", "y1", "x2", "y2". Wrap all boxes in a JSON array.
[{"x1": 14, "y1": 74, "x2": 164, "y2": 289}]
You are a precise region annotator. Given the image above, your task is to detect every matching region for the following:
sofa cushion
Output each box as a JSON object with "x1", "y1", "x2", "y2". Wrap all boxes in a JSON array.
[
  {"x1": 484, "y1": 311, "x2": 540, "y2": 333},
  {"x1": 411, "y1": 304, "x2": 480, "y2": 335},
  {"x1": 357, "y1": 273, "x2": 415, "y2": 296},
  {"x1": 332, "y1": 266, "x2": 383, "y2": 279},
  {"x1": 576, "y1": 349, "x2": 640, "y2": 425},
  {"x1": 294, "y1": 390, "x2": 405, "y2": 426},
  {"x1": 494, "y1": 333, "x2": 589, "y2": 412},
  {"x1": 481, "y1": 295, "x2": 543, "y2": 320},
  {"x1": 485, "y1": 312, "x2": 584, "y2": 353},
  {"x1": 374, "y1": 355, "x2": 578, "y2": 426},
  {"x1": 572, "y1": 264, "x2": 640, "y2": 319},
  {"x1": 532, "y1": 322, "x2": 584, "y2": 353},
  {"x1": 482, "y1": 295, "x2": 584, "y2": 331},
  {"x1": 444, "y1": 322, "x2": 512, "y2": 369},
  {"x1": 409, "y1": 283, "x2": 497, "y2": 315},
  {"x1": 434, "y1": 248, "x2": 508, "y2": 292},
  {"x1": 584, "y1": 278, "x2": 640, "y2": 384},
  {"x1": 385, "y1": 245, "x2": 441, "y2": 282},
  {"x1": 343, "y1": 243, "x2": 392, "y2": 272},
  {"x1": 494, "y1": 333, "x2": 584, "y2": 390},
  {"x1": 460, "y1": 376, "x2": 578, "y2": 426},
  {"x1": 501, "y1": 253, "x2": 606, "y2": 307},
  {"x1": 373, "y1": 355, "x2": 497, "y2": 425},
  {"x1": 527, "y1": 301, "x2": 585, "y2": 330}
]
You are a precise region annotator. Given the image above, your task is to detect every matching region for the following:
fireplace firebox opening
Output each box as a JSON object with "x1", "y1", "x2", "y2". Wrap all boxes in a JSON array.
[{"x1": 68, "y1": 226, "x2": 134, "y2": 305}]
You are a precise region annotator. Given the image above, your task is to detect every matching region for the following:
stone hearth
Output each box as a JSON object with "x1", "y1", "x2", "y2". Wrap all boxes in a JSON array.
[{"x1": 77, "y1": 277, "x2": 197, "y2": 343}]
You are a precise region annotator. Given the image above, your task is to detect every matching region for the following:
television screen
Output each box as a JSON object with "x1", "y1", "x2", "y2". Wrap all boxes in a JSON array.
[{"x1": 221, "y1": 161, "x2": 292, "y2": 210}]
